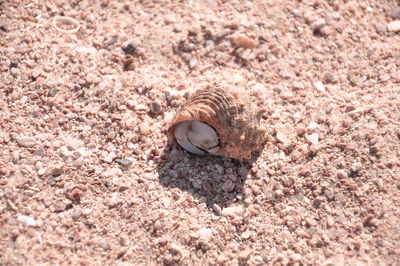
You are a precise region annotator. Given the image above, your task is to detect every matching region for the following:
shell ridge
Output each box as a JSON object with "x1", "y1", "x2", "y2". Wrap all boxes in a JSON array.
[{"x1": 191, "y1": 89, "x2": 231, "y2": 116}]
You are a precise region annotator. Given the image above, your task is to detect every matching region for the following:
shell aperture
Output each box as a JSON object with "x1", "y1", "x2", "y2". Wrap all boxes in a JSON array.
[{"x1": 175, "y1": 121, "x2": 219, "y2": 154}]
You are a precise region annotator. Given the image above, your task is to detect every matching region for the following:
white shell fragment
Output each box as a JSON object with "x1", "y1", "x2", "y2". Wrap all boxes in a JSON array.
[
  {"x1": 17, "y1": 215, "x2": 37, "y2": 227},
  {"x1": 175, "y1": 120, "x2": 219, "y2": 154},
  {"x1": 52, "y1": 16, "x2": 81, "y2": 34}
]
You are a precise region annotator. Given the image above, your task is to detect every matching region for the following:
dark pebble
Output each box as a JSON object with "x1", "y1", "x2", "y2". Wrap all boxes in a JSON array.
[
  {"x1": 122, "y1": 41, "x2": 137, "y2": 55},
  {"x1": 116, "y1": 158, "x2": 133, "y2": 167}
]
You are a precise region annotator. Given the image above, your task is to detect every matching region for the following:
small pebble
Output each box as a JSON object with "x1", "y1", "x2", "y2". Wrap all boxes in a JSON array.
[
  {"x1": 169, "y1": 243, "x2": 184, "y2": 256},
  {"x1": 227, "y1": 174, "x2": 238, "y2": 182},
  {"x1": 202, "y1": 180, "x2": 212, "y2": 192},
  {"x1": 37, "y1": 168, "x2": 46, "y2": 176},
  {"x1": 313, "y1": 198, "x2": 322, "y2": 208},
  {"x1": 234, "y1": 35, "x2": 257, "y2": 49},
  {"x1": 305, "y1": 217, "x2": 318, "y2": 227},
  {"x1": 122, "y1": 40, "x2": 138, "y2": 55},
  {"x1": 212, "y1": 203, "x2": 222, "y2": 215},
  {"x1": 188, "y1": 58, "x2": 198, "y2": 69},
  {"x1": 72, "y1": 209, "x2": 83, "y2": 219},
  {"x1": 17, "y1": 215, "x2": 37, "y2": 227},
  {"x1": 280, "y1": 90, "x2": 294, "y2": 100},
  {"x1": 307, "y1": 121, "x2": 319, "y2": 132},
  {"x1": 197, "y1": 228, "x2": 213, "y2": 240},
  {"x1": 351, "y1": 162, "x2": 362, "y2": 173},
  {"x1": 324, "y1": 73, "x2": 338, "y2": 84},
  {"x1": 276, "y1": 124, "x2": 295, "y2": 144},
  {"x1": 374, "y1": 23, "x2": 387, "y2": 33},
  {"x1": 126, "y1": 100, "x2": 137, "y2": 109},
  {"x1": 10, "y1": 60, "x2": 18, "y2": 68},
  {"x1": 67, "y1": 188, "x2": 85, "y2": 201},
  {"x1": 10, "y1": 67, "x2": 20, "y2": 77},
  {"x1": 326, "y1": 103, "x2": 335, "y2": 114},
  {"x1": 292, "y1": 82, "x2": 304, "y2": 90},
  {"x1": 221, "y1": 206, "x2": 236, "y2": 217},
  {"x1": 375, "y1": 178, "x2": 384, "y2": 191},
  {"x1": 106, "y1": 197, "x2": 120, "y2": 208},
  {"x1": 106, "y1": 36, "x2": 118, "y2": 46},
  {"x1": 86, "y1": 73, "x2": 96, "y2": 84},
  {"x1": 139, "y1": 124, "x2": 152, "y2": 135},
  {"x1": 345, "y1": 105, "x2": 356, "y2": 112},
  {"x1": 135, "y1": 104, "x2": 148, "y2": 112},
  {"x1": 101, "y1": 152, "x2": 116, "y2": 163},
  {"x1": 119, "y1": 185, "x2": 129, "y2": 192},
  {"x1": 102, "y1": 168, "x2": 123, "y2": 177},
  {"x1": 241, "y1": 231, "x2": 251, "y2": 239},
  {"x1": 290, "y1": 253, "x2": 302, "y2": 262},
  {"x1": 48, "y1": 164, "x2": 64, "y2": 176},
  {"x1": 387, "y1": 21, "x2": 400, "y2": 32},
  {"x1": 363, "y1": 215, "x2": 378, "y2": 227},
  {"x1": 334, "y1": 193, "x2": 345, "y2": 202},
  {"x1": 53, "y1": 201, "x2": 67, "y2": 212},
  {"x1": 314, "y1": 81, "x2": 326, "y2": 93},
  {"x1": 310, "y1": 18, "x2": 326, "y2": 33},
  {"x1": 238, "y1": 167, "x2": 248, "y2": 178},
  {"x1": 306, "y1": 133, "x2": 319, "y2": 145},
  {"x1": 17, "y1": 136, "x2": 37, "y2": 147},
  {"x1": 107, "y1": 131, "x2": 116, "y2": 140},
  {"x1": 390, "y1": 7, "x2": 400, "y2": 19},
  {"x1": 327, "y1": 217, "x2": 334, "y2": 227},
  {"x1": 319, "y1": 25, "x2": 333, "y2": 36},
  {"x1": 153, "y1": 220, "x2": 163, "y2": 230},
  {"x1": 116, "y1": 158, "x2": 133, "y2": 167},
  {"x1": 337, "y1": 169, "x2": 348, "y2": 179},
  {"x1": 238, "y1": 249, "x2": 251, "y2": 260},
  {"x1": 221, "y1": 179, "x2": 235, "y2": 192},
  {"x1": 274, "y1": 189, "x2": 284, "y2": 199},
  {"x1": 149, "y1": 101, "x2": 162, "y2": 114},
  {"x1": 282, "y1": 143, "x2": 295, "y2": 154}
]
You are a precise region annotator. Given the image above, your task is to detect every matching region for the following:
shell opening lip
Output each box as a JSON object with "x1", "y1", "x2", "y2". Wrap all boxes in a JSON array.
[
  {"x1": 52, "y1": 16, "x2": 80, "y2": 34},
  {"x1": 187, "y1": 137, "x2": 219, "y2": 153}
]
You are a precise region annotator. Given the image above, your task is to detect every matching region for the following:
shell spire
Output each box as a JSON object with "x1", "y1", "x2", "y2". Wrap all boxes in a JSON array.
[{"x1": 167, "y1": 84, "x2": 266, "y2": 160}]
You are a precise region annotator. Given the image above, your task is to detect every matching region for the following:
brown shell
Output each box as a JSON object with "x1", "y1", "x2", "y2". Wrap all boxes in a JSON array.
[{"x1": 167, "y1": 84, "x2": 266, "y2": 160}]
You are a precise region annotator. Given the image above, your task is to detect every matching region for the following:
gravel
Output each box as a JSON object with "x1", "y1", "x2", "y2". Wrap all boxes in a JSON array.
[{"x1": 1, "y1": 0, "x2": 399, "y2": 265}]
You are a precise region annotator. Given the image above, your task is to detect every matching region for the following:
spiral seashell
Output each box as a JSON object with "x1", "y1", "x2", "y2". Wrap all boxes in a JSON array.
[{"x1": 167, "y1": 84, "x2": 266, "y2": 160}]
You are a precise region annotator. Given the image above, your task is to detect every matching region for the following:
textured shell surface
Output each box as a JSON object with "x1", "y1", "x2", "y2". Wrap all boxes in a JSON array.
[{"x1": 167, "y1": 84, "x2": 266, "y2": 160}]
